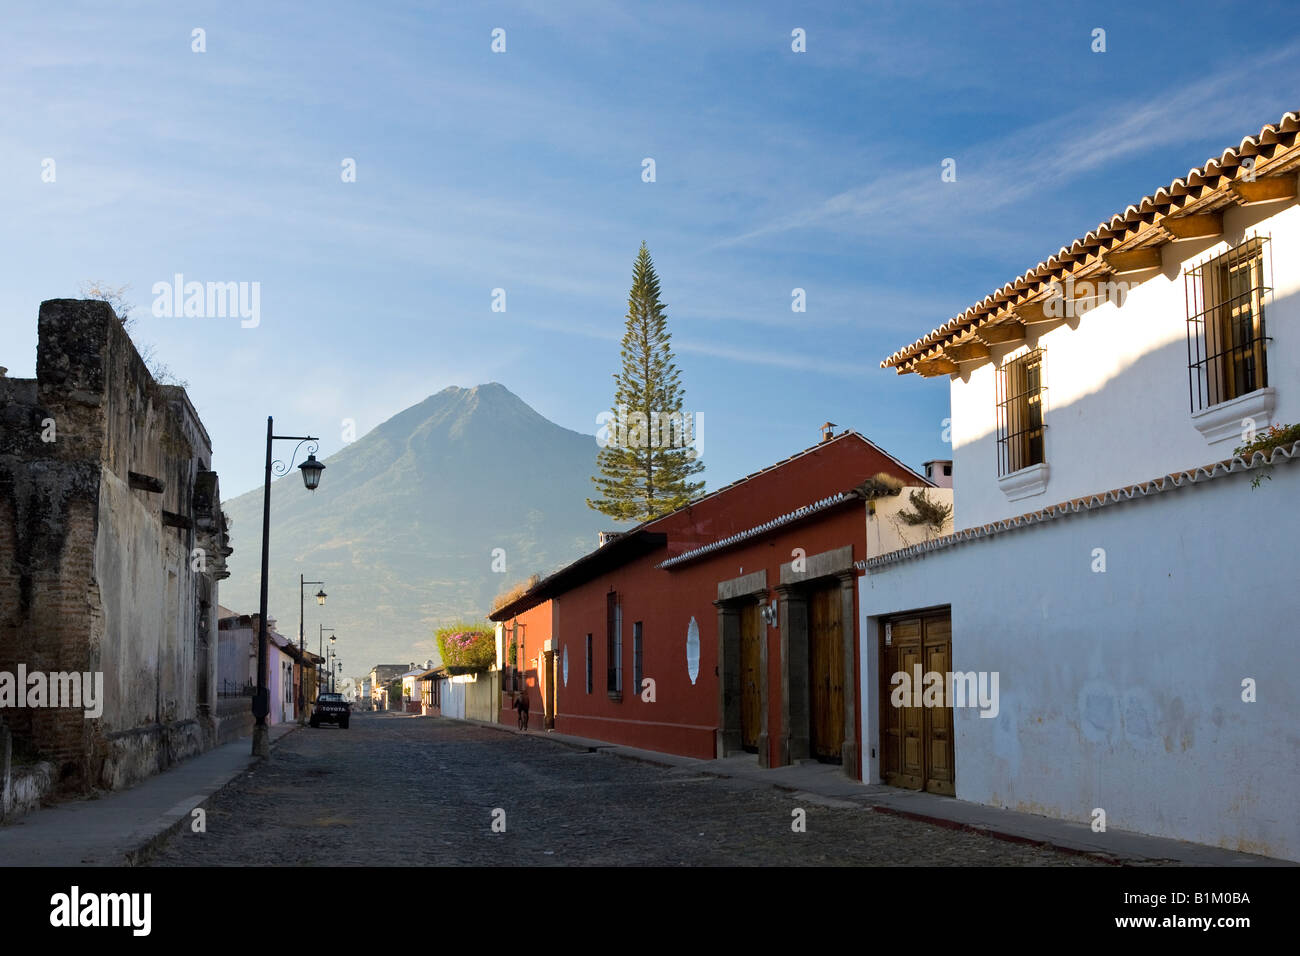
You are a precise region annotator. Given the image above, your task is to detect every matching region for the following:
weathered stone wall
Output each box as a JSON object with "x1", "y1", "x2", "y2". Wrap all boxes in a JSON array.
[
  {"x1": 0, "y1": 300, "x2": 232, "y2": 799},
  {"x1": 0, "y1": 311, "x2": 104, "y2": 786},
  {"x1": 1, "y1": 720, "x2": 55, "y2": 820}
]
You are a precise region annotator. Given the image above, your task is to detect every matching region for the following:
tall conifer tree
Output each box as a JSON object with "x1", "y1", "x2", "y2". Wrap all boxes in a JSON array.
[{"x1": 588, "y1": 242, "x2": 705, "y2": 522}]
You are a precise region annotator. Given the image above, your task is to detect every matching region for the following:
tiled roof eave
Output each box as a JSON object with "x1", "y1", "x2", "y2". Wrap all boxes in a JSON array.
[
  {"x1": 857, "y1": 442, "x2": 1300, "y2": 572},
  {"x1": 881, "y1": 111, "x2": 1300, "y2": 371}
]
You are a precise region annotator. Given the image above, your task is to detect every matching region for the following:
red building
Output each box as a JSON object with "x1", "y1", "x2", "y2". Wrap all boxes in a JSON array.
[
  {"x1": 491, "y1": 429, "x2": 929, "y2": 778},
  {"x1": 497, "y1": 599, "x2": 555, "y2": 728}
]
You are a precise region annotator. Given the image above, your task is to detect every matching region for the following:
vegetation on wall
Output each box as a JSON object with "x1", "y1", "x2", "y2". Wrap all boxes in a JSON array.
[
  {"x1": 857, "y1": 471, "x2": 905, "y2": 499},
  {"x1": 435, "y1": 622, "x2": 496, "y2": 674},
  {"x1": 1235, "y1": 422, "x2": 1300, "y2": 488},
  {"x1": 896, "y1": 488, "x2": 953, "y2": 532},
  {"x1": 492, "y1": 573, "x2": 540, "y2": 613},
  {"x1": 79, "y1": 280, "x2": 189, "y2": 387}
]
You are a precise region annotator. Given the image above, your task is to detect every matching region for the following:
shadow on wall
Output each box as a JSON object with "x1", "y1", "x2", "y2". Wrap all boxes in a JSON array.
[{"x1": 945, "y1": 274, "x2": 1297, "y2": 527}]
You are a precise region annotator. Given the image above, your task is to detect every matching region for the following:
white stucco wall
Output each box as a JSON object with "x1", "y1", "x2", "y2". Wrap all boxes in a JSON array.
[
  {"x1": 951, "y1": 192, "x2": 1300, "y2": 529},
  {"x1": 440, "y1": 678, "x2": 466, "y2": 720},
  {"x1": 95, "y1": 468, "x2": 198, "y2": 731},
  {"x1": 859, "y1": 460, "x2": 1300, "y2": 861},
  {"x1": 266, "y1": 641, "x2": 295, "y2": 725}
]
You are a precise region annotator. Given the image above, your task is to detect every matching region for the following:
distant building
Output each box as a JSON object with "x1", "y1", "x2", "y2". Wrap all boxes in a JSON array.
[
  {"x1": 368, "y1": 664, "x2": 408, "y2": 710},
  {"x1": 417, "y1": 666, "x2": 444, "y2": 715},
  {"x1": 400, "y1": 661, "x2": 433, "y2": 713},
  {"x1": 921, "y1": 459, "x2": 953, "y2": 489}
]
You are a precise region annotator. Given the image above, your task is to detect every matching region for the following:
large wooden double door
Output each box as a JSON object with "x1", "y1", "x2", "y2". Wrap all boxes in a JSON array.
[
  {"x1": 809, "y1": 584, "x2": 846, "y2": 763},
  {"x1": 880, "y1": 612, "x2": 954, "y2": 795}
]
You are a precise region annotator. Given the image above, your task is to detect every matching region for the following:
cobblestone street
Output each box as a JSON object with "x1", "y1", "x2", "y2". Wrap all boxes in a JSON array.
[{"x1": 147, "y1": 714, "x2": 1103, "y2": 866}]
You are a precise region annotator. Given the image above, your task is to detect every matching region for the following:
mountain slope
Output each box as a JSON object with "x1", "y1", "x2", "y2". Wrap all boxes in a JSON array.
[{"x1": 218, "y1": 384, "x2": 609, "y2": 671}]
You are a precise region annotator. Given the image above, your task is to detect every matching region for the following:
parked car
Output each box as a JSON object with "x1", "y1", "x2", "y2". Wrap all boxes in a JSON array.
[{"x1": 310, "y1": 692, "x2": 351, "y2": 729}]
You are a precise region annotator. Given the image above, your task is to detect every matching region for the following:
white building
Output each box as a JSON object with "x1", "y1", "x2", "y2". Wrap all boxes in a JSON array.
[
  {"x1": 267, "y1": 622, "x2": 298, "y2": 725},
  {"x1": 400, "y1": 661, "x2": 433, "y2": 713},
  {"x1": 860, "y1": 112, "x2": 1300, "y2": 860}
]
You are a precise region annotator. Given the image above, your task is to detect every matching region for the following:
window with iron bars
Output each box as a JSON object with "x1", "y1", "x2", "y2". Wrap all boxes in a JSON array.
[
  {"x1": 996, "y1": 348, "x2": 1047, "y2": 476},
  {"x1": 632, "y1": 621, "x2": 643, "y2": 698},
  {"x1": 1185, "y1": 236, "x2": 1271, "y2": 413},
  {"x1": 585, "y1": 634, "x2": 593, "y2": 694},
  {"x1": 606, "y1": 591, "x2": 622, "y2": 698}
]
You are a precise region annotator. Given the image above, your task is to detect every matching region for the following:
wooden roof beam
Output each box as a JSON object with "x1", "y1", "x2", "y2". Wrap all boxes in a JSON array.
[
  {"x1": 1013, "y1": 299, "x2": 1055, "y2": 325},
  {"x1": 914, "y1": 357, "x2": 958, "y2": 377},
  {"x1": 1103, "y1": 246, "x2": 1164, "y2": 275},
  {"x1": 1230, "y1": 176, "x2": 1298, "y2": 205},
  {"x1": 1161, "y1": 211, "x2": 1223, "y2": 241},
  {"x1": 946, "y1": 341, "x2": 991, "y2": 363},
  {"x1": 977, "y1": 321, "x2": 1026, "y2": 345}
]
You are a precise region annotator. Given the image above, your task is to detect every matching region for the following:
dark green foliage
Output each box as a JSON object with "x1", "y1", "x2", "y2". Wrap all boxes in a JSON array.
[{"x1": 588, "y1": 243, "x2": 705, "y2": 522}]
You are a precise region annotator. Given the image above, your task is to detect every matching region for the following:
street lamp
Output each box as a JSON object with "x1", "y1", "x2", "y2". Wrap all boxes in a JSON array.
[
  {"x1": 298, "y1": 576, "x2": 326, "y2": 725},
  {"x1": 253, "y1": 417, "x2": 325, "y2": 757}
]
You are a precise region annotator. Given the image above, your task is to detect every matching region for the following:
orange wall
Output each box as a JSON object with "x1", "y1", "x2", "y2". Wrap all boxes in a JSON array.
[{"x1": 499, "y1": 599, "x2": 553, "y2": 721}]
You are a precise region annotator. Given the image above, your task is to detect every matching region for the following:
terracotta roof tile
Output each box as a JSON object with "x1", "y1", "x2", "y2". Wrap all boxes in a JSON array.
[{"x1": 882, "y1": 111, "x2": 1300, "y2": 371}]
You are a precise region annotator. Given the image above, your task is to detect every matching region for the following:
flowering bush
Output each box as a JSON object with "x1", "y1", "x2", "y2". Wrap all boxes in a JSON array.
[{"x1": 435, "y1": 623, "x2": 496, "y2": 674}]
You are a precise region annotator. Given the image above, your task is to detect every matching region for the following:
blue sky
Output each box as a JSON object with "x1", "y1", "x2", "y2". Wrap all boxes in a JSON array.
[{"x1": 3, "y1": 1, "x2": 1299, "y2": 500}]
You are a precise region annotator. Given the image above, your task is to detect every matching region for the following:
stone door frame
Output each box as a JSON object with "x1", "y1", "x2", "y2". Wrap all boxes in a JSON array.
[
  {"x1": 713, "y1": 569, "x2": 769, "y2": 765},
  {"x1": 776, "y1": 545, "x2": 859, "y2": 778}
]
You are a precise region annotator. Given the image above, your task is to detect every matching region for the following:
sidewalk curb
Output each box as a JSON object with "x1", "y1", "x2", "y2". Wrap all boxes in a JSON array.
[
  {"x1": 124, "y1": 724, "x2": 301, "y2": 866},
  {"x1": 865, "y1": 804, "x2": 1129, "y2": 866}
]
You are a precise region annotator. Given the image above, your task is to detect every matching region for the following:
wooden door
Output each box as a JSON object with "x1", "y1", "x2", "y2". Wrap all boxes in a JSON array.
[
  {"x1": 880, "y1": 612, "x2": 953, "y2": 794},
  {"x1": 881, "y1": 619, "x2": 924, "y2": 789},
  {"x1": 923, "y1": 616, "x2": 955, "y2": 795},
  {"x1": 740, "y1": 603, "x2": 762, "y2": 752},
  {"x1": 809, "y1": 584, "x2": 845, "y2": 763},
  {"x1": 542, "y1": 650, "x2": 556, "y2": 728}
]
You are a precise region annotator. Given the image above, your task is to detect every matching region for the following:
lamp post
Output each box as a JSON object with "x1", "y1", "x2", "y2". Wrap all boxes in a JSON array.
[
  {"x1": 318, "y1": 625, "x2": 334, "y2": 697},
  {"x1": 329, "y1": 634, "x2": 337, "y2": 693},
  {"x1": 298, "y1": 577, "x2": 326, "y2": 724},
  {"x1": 253, "y1": 416, "x2": 325, "y2": 757}
]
